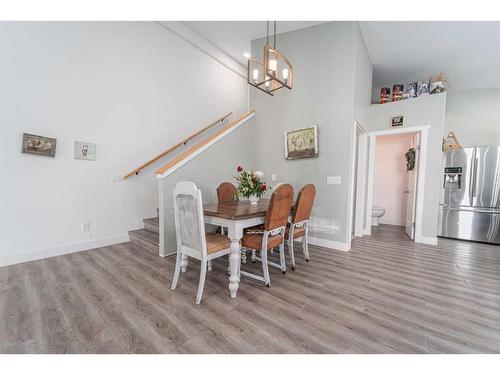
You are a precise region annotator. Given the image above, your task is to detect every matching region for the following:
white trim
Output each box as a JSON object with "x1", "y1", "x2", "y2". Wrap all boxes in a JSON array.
[
  {"x1": 0, "y1": 234, "x2": 129, "y2": 267},
  {"x1": 365, "y1": 125, "x2": 431, "y2": 242},
  {"x1": 158, "y1": 178, "x2": 166, "y2": 257},
  {"x1": 156, "y1": 111, "x2": 255, "y2": 179},
  {"x1": 355, "y1": 133, "x2": 367, "y2": 237},
  {"x1": 307, "y1": 236, "x2": 349, "y2": 252},
  {"x1": 415, "y1": 235, "x2": 438, "y2": 246}
]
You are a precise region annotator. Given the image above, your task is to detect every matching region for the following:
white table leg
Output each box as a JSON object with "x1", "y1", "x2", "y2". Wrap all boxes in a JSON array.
[{"x1": 227, "y1": 223, "x2": 242, "y2": 298}]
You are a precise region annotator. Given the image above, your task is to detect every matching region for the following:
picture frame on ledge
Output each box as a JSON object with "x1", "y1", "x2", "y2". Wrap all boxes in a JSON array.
[{"x1": 284, "y1": 126, "x2": 318, "y2": 160}]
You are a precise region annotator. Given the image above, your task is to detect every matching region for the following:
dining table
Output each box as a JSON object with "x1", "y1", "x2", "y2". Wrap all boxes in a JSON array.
[{"x1": 203, "y1": 198, "x2": 273, "y2": 298}]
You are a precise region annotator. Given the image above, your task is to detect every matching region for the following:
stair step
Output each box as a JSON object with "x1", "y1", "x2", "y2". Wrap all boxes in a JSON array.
[
  {"x1": 143, "y1": 217, "x2": 159, "y2": 233},
  {"x1": 129, "y1": 229, "x2": 159, "y2": 254}
]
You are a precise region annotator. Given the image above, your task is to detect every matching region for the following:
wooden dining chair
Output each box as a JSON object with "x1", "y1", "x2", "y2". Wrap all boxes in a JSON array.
[
  {"x1": 240, "y1": 184, "x2": 294, "y2": 287},
  {"x1": 217, "y1": 182, "x2": 238, "y2": 203},
  {"x1": 171, "y1": 181, "x2": 232, "y2": 304},
  {"x1": 286, "y1": 184, "x2": 316, "y2": 270}
]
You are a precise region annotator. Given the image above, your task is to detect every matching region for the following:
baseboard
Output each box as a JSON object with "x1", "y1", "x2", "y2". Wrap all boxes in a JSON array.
[
  {"x1": 378, "y1": 219, "x2": 405, "y2": 226},
  {"x1": 0, "y1": 234, "x2": 130, "y2": 267},
  {"x1": 415, "y1": 235, "x2": 438, "y2": 246},
  {"x1": 307, "y1": 236, "x2": 349, "y2": 252}
]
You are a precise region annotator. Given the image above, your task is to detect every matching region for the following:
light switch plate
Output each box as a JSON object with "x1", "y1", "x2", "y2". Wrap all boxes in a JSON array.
[
  {"x1": 271, "y1": 174, "x2": 276, "y2": 181},
  {"x1": 327, "y1": 176, "x2": 341, "y2": 185},
  {"x1": 81, "y1": 222, "x2": 90, "y2": 232}
]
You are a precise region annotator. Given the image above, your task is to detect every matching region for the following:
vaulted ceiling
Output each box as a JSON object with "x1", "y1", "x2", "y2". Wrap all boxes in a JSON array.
[{"x1": 184, "y1": 21, "x2": 500, "y2": 90}]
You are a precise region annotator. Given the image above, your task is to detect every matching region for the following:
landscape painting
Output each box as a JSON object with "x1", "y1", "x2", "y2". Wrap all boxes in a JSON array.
[
  {"x1": 22, "y1": 133, "x2": 57, "y2": 157},
  {"x1": 284, "y1": 126, "x2": 318, "y2": 160}
]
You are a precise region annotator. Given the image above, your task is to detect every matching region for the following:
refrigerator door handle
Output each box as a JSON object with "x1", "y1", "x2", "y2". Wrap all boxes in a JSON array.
[{"x1": 470, "y1": 156, "x2": 478, "y2": 202}]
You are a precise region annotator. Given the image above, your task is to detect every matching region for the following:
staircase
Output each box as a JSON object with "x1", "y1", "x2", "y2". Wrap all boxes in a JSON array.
[
  {"x1": 129, "y1": 217, "x2": 160, "y2": 253},
  {"x1": 124, "y1": 110, "x2": 255, "y2": 256}
]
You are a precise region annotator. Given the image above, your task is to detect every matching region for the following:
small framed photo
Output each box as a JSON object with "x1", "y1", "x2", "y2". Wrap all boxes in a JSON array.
[
  {"x1": 391, "y1": 116, "x2": 404, "y2": 128},
  {"x1": 284, "y1": 126, "x2": 318, "y2": 160},
  {"x1": 22, "y1": 133, "x2": 57, "y2": 157},
  {"x1": 75, "y1": 141, "x2": 96, "y2": 161}
]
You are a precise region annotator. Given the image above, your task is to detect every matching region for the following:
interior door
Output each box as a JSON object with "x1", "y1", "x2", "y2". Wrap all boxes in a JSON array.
[{"x1": 405, "y1": 133, "x2": 420, "y2": 239}]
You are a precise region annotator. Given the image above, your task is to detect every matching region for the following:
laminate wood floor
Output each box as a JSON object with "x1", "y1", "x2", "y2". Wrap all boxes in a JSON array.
[{"x1": 1, "y1": 225, "x2": 499, "y2": 353}]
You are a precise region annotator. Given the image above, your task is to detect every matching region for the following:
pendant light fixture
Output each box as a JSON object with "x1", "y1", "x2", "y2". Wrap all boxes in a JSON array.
[{"x1": 247, "y1": 21, "x2": 293, "y2": 96}]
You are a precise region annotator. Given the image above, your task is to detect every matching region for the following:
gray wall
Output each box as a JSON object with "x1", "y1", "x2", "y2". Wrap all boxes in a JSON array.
[
  {"x1": 365, "y1": 93, "x2": 447, "y2": 240},
  {"x1": 444, "y1": 89, "x2": 500, "y2": 147},
  {"x1": 249, "y1": 22, "x2": 373, "y2": 245},
  {"x1": 0, "y1": 22, "x2": 248, "y2": 263}
]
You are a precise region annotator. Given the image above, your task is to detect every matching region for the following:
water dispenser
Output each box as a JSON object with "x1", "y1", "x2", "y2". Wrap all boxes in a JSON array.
[{"x1": 443, "y1": 167, "x2": 462, "y2": 189}]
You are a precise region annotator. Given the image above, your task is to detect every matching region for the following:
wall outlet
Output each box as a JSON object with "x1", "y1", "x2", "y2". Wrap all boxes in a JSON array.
[
  {"x1": 327, "y1": 176, "x2": 341, "y2": 185},
  {"x1": 271, "y1": 174, "x2": 276, "y2": 181},
  {"x1": 111, "y1": 174, "x2": 123, "y2": 182},
  {"x1": 81, "y1": 222, "x2": 90, "y2": 232}
]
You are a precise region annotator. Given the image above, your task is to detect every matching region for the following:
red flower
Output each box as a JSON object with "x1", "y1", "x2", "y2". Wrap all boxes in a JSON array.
[
  {"x1": 237, "y1": 165, "x2": 243, "y2": 172},
  {"x1": 261, "y1": 184, "x2": 267, "y2": 191}
]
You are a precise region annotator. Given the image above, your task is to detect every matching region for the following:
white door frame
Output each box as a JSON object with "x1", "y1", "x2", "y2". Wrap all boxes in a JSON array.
[
  {"x1": 347, "y1": 121, "x2": 367, "y2": 249},
  {"x1": 363, "y1": 125, "x2": 430, "y2": 244}
]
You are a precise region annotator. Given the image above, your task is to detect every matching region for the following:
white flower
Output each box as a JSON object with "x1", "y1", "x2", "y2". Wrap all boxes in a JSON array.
[{"x1": 255, "y1": 170, "x2": 264, "y2": 178}]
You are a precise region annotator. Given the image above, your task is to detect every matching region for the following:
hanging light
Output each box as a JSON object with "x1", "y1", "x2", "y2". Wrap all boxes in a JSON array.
[{"x1": 247, "y1": 21, "x2": 293, "y2": 96}]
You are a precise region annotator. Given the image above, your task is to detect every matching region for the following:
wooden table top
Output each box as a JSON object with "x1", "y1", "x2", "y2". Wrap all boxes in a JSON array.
[{"x1": 203, "y1": 199, "x2": 271, "y2": 220}]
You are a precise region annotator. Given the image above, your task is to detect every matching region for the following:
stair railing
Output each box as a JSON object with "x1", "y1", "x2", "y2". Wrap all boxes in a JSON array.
[{"x1": 123, "y1": 112, "x2": 232, "y2": 179}]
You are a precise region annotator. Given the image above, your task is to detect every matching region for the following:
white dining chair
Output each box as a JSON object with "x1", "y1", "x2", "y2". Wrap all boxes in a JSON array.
[{"x1": 171, "y1": 181, "x2": 232, "y2": 304}]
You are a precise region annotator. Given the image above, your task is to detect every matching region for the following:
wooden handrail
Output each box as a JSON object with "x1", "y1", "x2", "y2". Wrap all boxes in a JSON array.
[
  {"x1": 123, "y1": 112, "x2": 232, "y2": 179},
  {"x1": 155, "y1": 110, "x2": 255, "y2": 176}
]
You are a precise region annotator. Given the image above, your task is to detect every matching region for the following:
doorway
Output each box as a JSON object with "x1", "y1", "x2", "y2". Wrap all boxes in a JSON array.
[
  {"x1": 371, "y1": 132, "x2": 419, "y2": 239},
  {"x1": 353, "y1": 125, "x2": 430, "y2": 244}
]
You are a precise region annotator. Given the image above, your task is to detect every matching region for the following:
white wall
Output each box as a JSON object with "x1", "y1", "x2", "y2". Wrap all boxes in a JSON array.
[
  {"x1": 0, "y1": 22, "x2": 248, "y2": 265},
  {"x1": 373, "y1": 133, "x2": 414, "y2": 226},
  {"x1": 249, "y1": 22, "x2": 373, "y2": 250},
  {"x1": 445, "y1": 89, "x2": 500, "y2": 147},
  {"x1": 365, "y1": 93, "x2": 447, "y2": 241}
]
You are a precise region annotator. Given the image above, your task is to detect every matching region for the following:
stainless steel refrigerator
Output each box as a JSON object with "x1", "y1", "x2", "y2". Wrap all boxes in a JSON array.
[{"x1": 438, "y1": 146, "x2": 500, "y2": 244}]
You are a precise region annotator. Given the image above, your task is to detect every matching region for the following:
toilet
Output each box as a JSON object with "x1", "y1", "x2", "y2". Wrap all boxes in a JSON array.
[{"x1": 372, "y1": 206, "x2": 386, "y2": 226}]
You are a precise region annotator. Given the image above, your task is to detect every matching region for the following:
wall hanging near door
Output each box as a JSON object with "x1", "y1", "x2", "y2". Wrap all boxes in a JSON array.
[
  {"x1": 405, "y1": 148, "x2": 416, "y2": 171},
  {"x1": 442, "y1": 131, "x2": 462, "y2": 152},
  {"x1": 247, "y1": 21, "x2": 293, "y2": 96}
]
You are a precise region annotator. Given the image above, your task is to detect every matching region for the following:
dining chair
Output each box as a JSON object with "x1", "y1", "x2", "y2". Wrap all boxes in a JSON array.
[
  {"x1": 217, "y1": 182, "x2": 238, "y2": 203},
  {"x1": 240, "y1": 184, "x2": 294, "y2": 287},
  {"x1": 286, "y1": 184, "x2": 316, "y2": 270},
  {"x1": 171, "y1": 181, "x2": 232, "y2": 304}
]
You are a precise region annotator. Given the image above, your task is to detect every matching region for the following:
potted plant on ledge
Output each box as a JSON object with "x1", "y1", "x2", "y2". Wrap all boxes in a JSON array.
[{"x1": 234, "y1": 165, "x2": 268, "y2": 205}]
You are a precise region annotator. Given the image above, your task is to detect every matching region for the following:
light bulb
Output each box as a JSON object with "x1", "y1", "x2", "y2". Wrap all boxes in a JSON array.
[
  {"x1": 268, "y1": 59, "x2": 277, "y2": 76},
  {"x1": 265, "y1": 81, "x2": 270, "y2": 91},
  {"x1": 282, "y1": 68, "x2": 289, "y2": 84},
  {"x1": 252, "y1": 69, "x2": 259, "y2": 83}
]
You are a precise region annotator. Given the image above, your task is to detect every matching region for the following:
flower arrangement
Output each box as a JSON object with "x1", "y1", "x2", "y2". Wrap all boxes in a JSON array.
[{"x1": 234, "y1": 165, "x2": 268, "y2": 203}]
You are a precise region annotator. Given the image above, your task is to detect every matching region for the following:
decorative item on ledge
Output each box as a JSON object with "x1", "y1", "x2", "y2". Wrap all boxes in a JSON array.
[
  {"x1": 247, "y1": 21, "x2": 293, "y2": 96},
  {"x1": 405, "y1": 148, "x2": 416, "y2": 171},
  {"x1": 442, "y1": 132, "x2": 462, "y2": 152},
  {"x1": 234, "y1": 166, "x2": 268, "y2": 204}
]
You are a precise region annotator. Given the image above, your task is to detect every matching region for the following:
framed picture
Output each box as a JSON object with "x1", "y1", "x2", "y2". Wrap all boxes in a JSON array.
[
  {"x1": 284, "y1": 126, "x2": 318, "y2": 160},
  {"x1": 417, "y1": 80, "x2": 430, "y2": 96},
  {"x1": 22, "y1": 133, "x2": 56, "y2": 157},
  {"x1": 392, "y1": 84, "x2": 404, "y2": 101},
  {"x1": 74, "y1": 141, "x2": 96, "y2": 161},
  {"x1": 391, "y1": 116, "x2": 404, "y2": 128}
]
